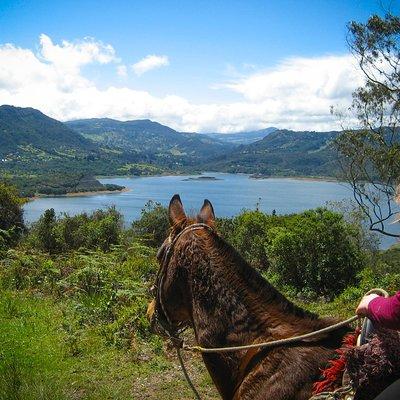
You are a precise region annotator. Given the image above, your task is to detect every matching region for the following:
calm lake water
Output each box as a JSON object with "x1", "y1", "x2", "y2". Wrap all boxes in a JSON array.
[{"x1": 24, "y1": 173, "x2": 398, "y2": 249}]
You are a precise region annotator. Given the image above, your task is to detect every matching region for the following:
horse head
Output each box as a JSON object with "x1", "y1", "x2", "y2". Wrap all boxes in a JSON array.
[{"x1": 147, "y1": 194, "x2": 215, "y2": 339}]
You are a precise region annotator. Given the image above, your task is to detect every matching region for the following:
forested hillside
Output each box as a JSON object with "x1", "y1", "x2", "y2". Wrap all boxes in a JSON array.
[
  {"x1": 0, "y1": 105, "x2": 96, "y2": 157},
  {"x1": 206, "y1": 129, "x2": 340, "y2": 177},
  {"x1": 66, "y1": 118, "x2": 233, "y2": 165},
  {"x1": 0, "y1": 106, "x2": 130, "y2": 196},
  {"x1": 201, "y1": 127, "x2": 277, "y2": 144},
  {"x1": 0, "y1": 106, "x2": 233, "y2": 196},
  {"x1": 1, "y1": 105, "x2": 344, "y2": 196}
]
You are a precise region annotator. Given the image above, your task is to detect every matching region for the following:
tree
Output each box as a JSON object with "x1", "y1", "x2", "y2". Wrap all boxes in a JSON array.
[
  {"x1": 267, "y1": 208, "x2": 365, "y2": 298},
  {"x1": 131, "y1": 201, "x2": 169, "y2": 247},
  {"x1": 217, "y1": 210, "x2": 286, "y2": 270},
  {"x1": 29, "y1": 207, "x2": 123, "y2": 253},
  {"x1": 0, "y1": 182, "x2": 25, "y2": 247},
  {"x1": 224, "y1": 210, "x2": 272, "y2": 270},
  {"x1": 335, "y1": 14, "x2": 400, "y2": 238},
  {"x1": 35, "y1": 208, "x2": 61, "y2": 254}
]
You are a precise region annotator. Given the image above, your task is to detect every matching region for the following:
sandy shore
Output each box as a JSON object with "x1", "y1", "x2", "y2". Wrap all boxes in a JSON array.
[
  {"x1": 250, "y1": 175, "x2": 341, "y2": 183},
  {"x1": 31, "y1": 187, "x2": 130, "y2": 199},
  {"x1": 64, "y1": 187, "x2": 130, "y2": 197}
]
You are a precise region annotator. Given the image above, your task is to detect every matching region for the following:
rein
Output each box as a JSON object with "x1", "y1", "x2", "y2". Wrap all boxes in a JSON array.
[{"x1": 182, "y1": 315, "x2": 360, "y2": 353}]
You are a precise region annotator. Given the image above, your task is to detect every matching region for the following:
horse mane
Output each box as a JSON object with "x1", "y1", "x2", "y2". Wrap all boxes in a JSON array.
[{"x1": 208, "y1": 230, "x2": 320, "y2": 322}]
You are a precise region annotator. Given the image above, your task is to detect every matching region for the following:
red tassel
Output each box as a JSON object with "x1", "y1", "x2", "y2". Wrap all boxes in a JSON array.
[{"x1": 313, "y1": 328, "x2": 360, "y2": 394}]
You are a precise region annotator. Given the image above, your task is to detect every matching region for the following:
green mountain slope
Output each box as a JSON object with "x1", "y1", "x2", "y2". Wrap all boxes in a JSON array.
[
  {"x1": 206, "y1": 129, "x2": 340, "y2": 177},
  {"x1": 0, "y1": 105, "x2": 344, "y2": 195},
  {"x1": 0, "y1": 105, "x2": 96, "y2": 158},
  {"x1": 66, "y1": 118, "x2": 233, "y2": 164},
  {"x1": 0, "y1": 106, "x2": 127, "y2": 196},
  {"x1": 201, "y1": 127, "x2": 277, "y2": 145}
]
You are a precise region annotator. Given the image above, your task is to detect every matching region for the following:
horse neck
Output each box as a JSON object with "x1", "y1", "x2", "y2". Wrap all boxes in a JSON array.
[
  {"x1": 186, "y1": 232, "x2": 319, "y2": 343},
  {"x1": 183, "y1": 232, "x2": 322, "y2": 399}
]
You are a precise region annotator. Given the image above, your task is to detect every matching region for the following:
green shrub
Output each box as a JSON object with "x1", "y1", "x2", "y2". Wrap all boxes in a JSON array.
[
  {"x1": 0, "y1": 238, "x2": 158, "y2": 351},
  {"x1": 27, "y1": 207, "x2": 123, "y2": 253},
  {"x1": 218, "y1": 210, "x2": 284, "y2": 270},
  {"x1": 0, "y1": 183, "x2": 25, "y2": 248},
  {"x1": 0, "y1": 229, "x2": 11, "y2": 257},
  {"x1": 0, "y1": 250, "x2": 60, "y2": 291},
  {"x1": 266, "y1": 208, "x2": 366, "y2": 298},
  {"x1": 131, "y1": 200, "x2": 169, "y2": 247},
  {"x1": 35, "y1": 208, "x2": 62, "y2": 253}
]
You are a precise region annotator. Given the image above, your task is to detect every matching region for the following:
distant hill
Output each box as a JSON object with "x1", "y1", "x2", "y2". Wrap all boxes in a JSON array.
[
  {"x1": 0, "y1": 105, "x2": 96, "y2": 158},
  {"x1": 201, "y1": 127, "x2": 277, "y2": 145},
  {"x1": 0, "y1": 105, "x2": 345, "y2": 195},
  {"x1": 0, "y1": 106, "x2": 127, "y2": 196},
  {"x1": 67, "y1": 118, "x2": 233, "y2": 164},
  {"x1": 206, "y1": 129, "x2": 340, "y2": 177}
]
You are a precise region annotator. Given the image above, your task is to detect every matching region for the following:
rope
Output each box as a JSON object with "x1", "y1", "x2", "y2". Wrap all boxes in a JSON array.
[
  {"x1": 174, "y1": 287, "x2": 390, "y2": 399},
  {"x1": 182, "y1": 288, "x2": 388, "y2": 354},
  {"x1": 176, "y1": 347, "x2": 202, "y2": 400},
  {"x1": 183, "y1": 315, "x2": 359, "y2": 353},
  {"x1": 365, "y1": 288, "x2": 389, "y2": 297}
]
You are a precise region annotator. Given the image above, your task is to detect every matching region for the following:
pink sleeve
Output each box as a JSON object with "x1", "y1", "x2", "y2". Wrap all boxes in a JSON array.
[{"x1": 367, "y1": 291, "x2": 400, "y2": 330}]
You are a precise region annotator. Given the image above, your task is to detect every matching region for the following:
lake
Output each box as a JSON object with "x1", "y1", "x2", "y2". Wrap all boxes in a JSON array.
[{"x1": 24, "y1": 173, "x2": 398, "y2": 249}]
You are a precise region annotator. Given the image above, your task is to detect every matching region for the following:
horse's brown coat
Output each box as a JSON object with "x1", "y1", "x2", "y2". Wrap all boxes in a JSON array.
[{"x1": 149, "y1": 195, "x2": 351, "y2": 400}]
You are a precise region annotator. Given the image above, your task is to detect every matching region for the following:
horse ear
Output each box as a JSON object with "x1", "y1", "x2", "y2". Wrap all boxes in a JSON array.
[
  {"x1": 169, "y1": 194, "x2": 186, "y2": 225},
  {"x1": 198, "y1": 199, "x2": 215, "y2": 227}
]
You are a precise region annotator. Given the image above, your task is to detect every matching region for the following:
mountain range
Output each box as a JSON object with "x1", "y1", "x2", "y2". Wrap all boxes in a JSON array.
[
  {"x1": 66, "y1": 118, "x2": 233, "y2": 165},
  {"x1": 0, "y1": 105, "x2": 340, "y2": 195},
  {"x1": 201, "y1": 127, "x2": 278, "y2": 145},
  {"x1": 206, "y1": 129, "x2": 340, "y2": 177},
  {"x1": 0, "y1": 105, "x2": 96, "y2": 158}
]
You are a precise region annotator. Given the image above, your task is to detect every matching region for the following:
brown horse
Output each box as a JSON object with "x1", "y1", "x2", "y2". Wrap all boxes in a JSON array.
[{"x1": 148, "y1": 195, "x2": 351, "y2": 400}]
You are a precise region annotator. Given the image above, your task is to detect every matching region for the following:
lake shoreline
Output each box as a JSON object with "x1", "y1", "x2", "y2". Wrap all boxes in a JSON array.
[
  {"x1": 64, "y1": 187, "x2": 131, "y2": 197},
  {"x1": 29, "y1": 174, "x2": 342, "y2": 200},
  {"x1": 97, "y1": 172, "x2": 342, "y2": 184},
  {"x1": 250, "y1": 174, "x2": 342, "y2": 183},
  {"x1": 23, "y1": 173, "x2": 397, "y2": 250},
  {"x1": 31, "y1": 187, "x2": 130, "y2": 200}
]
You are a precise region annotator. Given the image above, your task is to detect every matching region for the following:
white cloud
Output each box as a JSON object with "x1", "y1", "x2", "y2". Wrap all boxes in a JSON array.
[
  {"x1": 0, "y1": 35, "x2": 365, "y2": 132},
  {"x1": 117, "y1": 65, "x2": 128, "y2": 77},
  {"x1": 39, "y1": 34, "x2": 117, "y2": 73},
  {"x1": 132, "y1": 54, "x2": 169, "y2": 76},
  {"x1": 225, "y1": 55, "x2": 363, "y2": 102},
  {"x1": 220, "y1": 55, "x2": 365, "y2": 130}
]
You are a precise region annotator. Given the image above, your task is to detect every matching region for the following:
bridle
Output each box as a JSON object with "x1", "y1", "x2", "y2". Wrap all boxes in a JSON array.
[
  {"x1": 151, "y1": 222, "x2": 214, "y2": 342},
  {"x1": 149, "y1": 222, "x2": 215, "y2": 400}
]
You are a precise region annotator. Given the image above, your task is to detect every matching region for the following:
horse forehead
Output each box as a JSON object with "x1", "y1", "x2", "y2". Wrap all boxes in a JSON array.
[{"x1": 165, "y1": 222, "x2": 214, "y2": 263}]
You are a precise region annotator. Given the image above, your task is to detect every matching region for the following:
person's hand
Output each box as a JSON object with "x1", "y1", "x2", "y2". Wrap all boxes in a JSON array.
[{"x1": 356, "y1": 294, "x2": 380, "y2": 317}]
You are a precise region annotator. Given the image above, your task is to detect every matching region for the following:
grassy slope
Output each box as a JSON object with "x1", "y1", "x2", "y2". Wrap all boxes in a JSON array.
[
  {"x1": 0, "y1": 291, "x2": 217, "y2": 400},
  {"x1": 1, "y1": 287, "x2": 365, "y2": 400},
  {"x1": 1, "y1": 243, "x2": 398, "y2": 400},
  {"x1": 0, "y1": 240, "x2": 219, "y2": 400}
]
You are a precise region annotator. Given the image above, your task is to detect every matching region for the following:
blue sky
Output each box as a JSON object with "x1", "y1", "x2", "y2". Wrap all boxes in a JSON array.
[{"x1": 0, "y1": 0, "x2": 398, "y2": 131}]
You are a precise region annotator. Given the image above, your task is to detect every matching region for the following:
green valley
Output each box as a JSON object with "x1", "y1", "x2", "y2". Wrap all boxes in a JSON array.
[{"x1": 1, "y1": 105, "x2": 343, "y2": 197}]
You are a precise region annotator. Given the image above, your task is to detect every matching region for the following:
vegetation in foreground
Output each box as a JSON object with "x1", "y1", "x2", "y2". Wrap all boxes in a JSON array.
[{"x1": 1, "y1": 183, "x2": 399, "y2": 399}]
